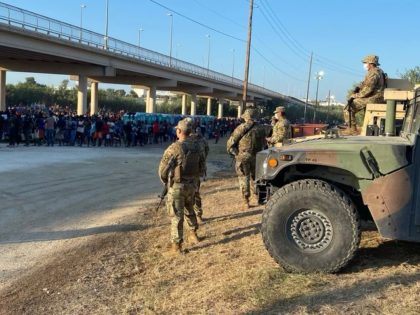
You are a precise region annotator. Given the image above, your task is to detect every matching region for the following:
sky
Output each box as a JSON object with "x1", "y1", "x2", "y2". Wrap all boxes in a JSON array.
[{"x1": 2, "y1": 0, "x2": 420, "y2": 103}]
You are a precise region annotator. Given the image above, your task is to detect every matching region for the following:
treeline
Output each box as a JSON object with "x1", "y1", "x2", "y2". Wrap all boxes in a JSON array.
[
  {"x1": 6, "y1": 77, "x2": 146, "y2": 113},
  {"x1": 6, "y1": 77, "x2": 343, "y2": 123}
]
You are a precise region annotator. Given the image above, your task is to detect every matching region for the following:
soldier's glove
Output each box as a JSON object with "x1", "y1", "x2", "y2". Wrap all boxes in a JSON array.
[{"x1": 353, "y1": 86, "x2": 360, "y2": 93}]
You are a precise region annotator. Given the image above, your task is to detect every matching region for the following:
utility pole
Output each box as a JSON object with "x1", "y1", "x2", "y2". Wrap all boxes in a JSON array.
[
  {"x1": 304, "y1": 51, "x2": 313, "y2": 124},
  {"x1": 242, "y1": 0, "x2": 254, "y2": 110}
]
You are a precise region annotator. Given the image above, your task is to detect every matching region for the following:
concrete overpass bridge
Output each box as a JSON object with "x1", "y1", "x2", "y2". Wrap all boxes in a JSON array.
[{"x1": 0, "y1": 2, "x2": 301, "y2": 117}]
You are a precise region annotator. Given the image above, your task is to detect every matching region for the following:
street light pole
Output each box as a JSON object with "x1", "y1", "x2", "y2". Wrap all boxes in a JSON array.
[
  {"x1": 167, "y1": 13, "x2": 173, "y2": 66},
  {"x1": 313, "y1": 70, "x2": 324, "y2": 122},
  {"x1": 80, "y1": 4, "x2": 86, "y2": 40},
  {"x1": 206, "y1": 34, "x2": 211, "y2": 73},
  {"x1": 326, "y1": 90, "x2": 331, "y2": 123},
  {"x1": 138, "y1": 28, "x2": 144, "y2": 47},
  {"x1": 104, "y1": 0, "x2": 109, "y2": 49}
]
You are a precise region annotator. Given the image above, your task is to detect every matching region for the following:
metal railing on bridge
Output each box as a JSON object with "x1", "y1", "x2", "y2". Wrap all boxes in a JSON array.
[{"x1": 0, "y1": 1, "x2": 284, "y2": 99}]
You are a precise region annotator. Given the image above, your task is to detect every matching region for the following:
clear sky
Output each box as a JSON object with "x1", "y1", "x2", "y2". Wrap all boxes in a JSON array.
[{"x1": 2, "y1": 0, "x2": 420, "y2": 102}]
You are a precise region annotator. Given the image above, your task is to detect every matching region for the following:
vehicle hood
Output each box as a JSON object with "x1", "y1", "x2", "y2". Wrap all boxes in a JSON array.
[{"x1": 258, "y1": 136, "x2": 412, "y2": 179}]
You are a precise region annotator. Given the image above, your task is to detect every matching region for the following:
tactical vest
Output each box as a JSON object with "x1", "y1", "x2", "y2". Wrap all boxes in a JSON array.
[{"x1": 173, "y1": 139, "x2": 202, "y2": 182}]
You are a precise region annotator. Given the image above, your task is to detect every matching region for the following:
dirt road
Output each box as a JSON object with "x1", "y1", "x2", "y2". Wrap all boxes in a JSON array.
[{"x1": 0, "y1": 144, "x2": 174, "y2": 290}]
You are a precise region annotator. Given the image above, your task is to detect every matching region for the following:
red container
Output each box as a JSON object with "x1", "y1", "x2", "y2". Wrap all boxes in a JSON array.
[{"x1": 291, "y1": 124, "x2": 328, "y2": 137}]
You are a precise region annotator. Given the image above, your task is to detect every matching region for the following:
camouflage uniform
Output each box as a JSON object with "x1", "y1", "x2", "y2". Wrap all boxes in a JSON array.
[
  {"x1": 158, "y1": 120, "x2": 205, "y2": 245},
  {"x1": 227, "y1": 108, "x2": 266, "y2": 205},
  {"x1": 267, "y1": 107, "x2": 291, "y2": 147},
  {"x1": 190, "y1": 128, "x2": 209, "y2": 220},
  {"x1": 345, "y1": 55, "x2": 386, "y2": 128}
]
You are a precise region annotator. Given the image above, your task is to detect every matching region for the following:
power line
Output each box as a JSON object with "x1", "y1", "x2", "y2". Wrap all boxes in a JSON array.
[
  {"x1": 148, "y1": 0, "x2": 246, "y2": 42},
  {"x1": 259, "y1": 0, "x2": 363, "y2": 77},
  {"x1": 148, "y1": 0, "x2": 304, "y2": 82}
]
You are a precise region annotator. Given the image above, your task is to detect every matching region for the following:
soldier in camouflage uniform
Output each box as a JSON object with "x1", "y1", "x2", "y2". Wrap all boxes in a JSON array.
[
  {"x1": 227, "y1": 108, "x2": 266, "y2": 209},
  {"x1": 344, "y1": 55, "x2": 386, "y2": 134},
  {"x1": 266, "y1": 106, "x2": 291, "y2": 147},
  {"x1": 158, "y1": 118, "x2": 206, "y2": 255},
  {"x1": 190, "y1": 127, "x2": 209, "y2": 223}
]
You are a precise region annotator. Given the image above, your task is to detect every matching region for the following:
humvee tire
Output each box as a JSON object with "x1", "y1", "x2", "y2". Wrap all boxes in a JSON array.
[{"x1": 261, "y1": 179, "x2": 361, "y2": 273}]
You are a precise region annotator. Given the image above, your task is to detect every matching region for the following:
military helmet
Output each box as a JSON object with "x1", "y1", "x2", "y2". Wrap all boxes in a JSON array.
[
  {"x1": 273, "y1": 106, "x2": 286, "y2": 114},
  {"x1": 362, "y1": 55, "x2": 380, "y2": 66},
  {"x1": 241, "y1": 107, "x2": 259, "y2": 120},
  {"x1": 176, "y1": 118, "x2": 193, "y2": 133}
]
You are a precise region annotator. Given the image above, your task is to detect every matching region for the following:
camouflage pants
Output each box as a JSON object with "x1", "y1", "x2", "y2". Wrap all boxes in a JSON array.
[
  {"x1": 193, "y1": 178, "x2": 203, "y2": 217},
  {"x1": 235, "y1": 158, "x2": 256, "y2": 199},
  {"x1": 166, "y1": 183, "x2": 198, "y2": 244},
  {"x1": 344, "y1": 96, "x2": 383, "y2": 127}
]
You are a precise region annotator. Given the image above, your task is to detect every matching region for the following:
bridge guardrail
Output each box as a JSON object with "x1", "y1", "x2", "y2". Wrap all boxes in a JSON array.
[{"x1": 0, "y1": 1, "x2": 284, "y2": 99}]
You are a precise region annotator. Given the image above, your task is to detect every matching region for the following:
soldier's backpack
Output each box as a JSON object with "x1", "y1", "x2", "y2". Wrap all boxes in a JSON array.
[{"x1": 180, "y1": 140, "x2": 202, "y2": 179}]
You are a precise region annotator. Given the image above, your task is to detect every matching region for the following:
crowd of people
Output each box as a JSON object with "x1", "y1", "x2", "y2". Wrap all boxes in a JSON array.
[{"x1": 0, "y1": 105, "x2": 243, "y2": 148}]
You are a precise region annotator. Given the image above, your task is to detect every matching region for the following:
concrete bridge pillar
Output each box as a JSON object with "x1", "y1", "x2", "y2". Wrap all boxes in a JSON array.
[
  {"x1": 0, "y1": 70, "x2": 6, "y2": 111},
  {"x1": 146, "y1": 86, "x2": 157, "y2": 113},
  {"x1": 218, "y1": 101, "x2": 224, "y2": 119},
  {"x1": 181, "y1": 94, "x2": 187, "y2": 115},
  {"x1": 77, "y1": 75, "x2": 87, "y2": 115},
  {"x1": 237, "y1": 101, "x2": 244, "y2": 118},
  {"x1": 191, "y1": 93, "x2": 197, "y2": 116},
  {"x1": 207, "y1": 97, "x2": 212, "y2": 116},
  {"x1": 90, "y1": 82, "x2": 98, "y2": 116}
]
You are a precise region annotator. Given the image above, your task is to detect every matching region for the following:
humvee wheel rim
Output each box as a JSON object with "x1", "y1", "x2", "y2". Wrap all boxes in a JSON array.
[{"x1": 288, "y1": 210, "x2": 333, "y2": 252}]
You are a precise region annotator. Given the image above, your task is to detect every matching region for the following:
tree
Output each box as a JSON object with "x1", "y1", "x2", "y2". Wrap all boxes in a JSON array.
[{"x1": 399, "y1": 66, "x2": 420, "y2": 86}]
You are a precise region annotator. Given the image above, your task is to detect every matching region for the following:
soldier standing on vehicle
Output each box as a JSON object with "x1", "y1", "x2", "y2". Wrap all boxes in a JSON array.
[
  {"x1": 227, "y1": 108, "x2": 266, "y2": 209},
  {"x1": 190, "y1": 126, "x2": 209, "y2": 223},
  {"x1": 343, "y1": 55, "x2": 386, "y2": 135},
  {"x1": 158, "y1": 118, "x2": 206, "y2": 255},
  {"x1": 266, "y1": 106, "x2": 291, "y2": 147}
]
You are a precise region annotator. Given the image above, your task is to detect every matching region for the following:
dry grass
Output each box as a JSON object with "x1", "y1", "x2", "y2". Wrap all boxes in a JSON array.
[
  {"x1": 1, "y1": 138, "x2": 420, "y2": 314},
  {"x1": 1, "y1": 173, "x2": 420, "y2": 315}
]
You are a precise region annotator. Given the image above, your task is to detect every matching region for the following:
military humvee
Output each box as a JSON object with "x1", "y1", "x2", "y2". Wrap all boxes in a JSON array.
[{"x1": 255, "y1": 85, "x2": 420, "y2": 273}]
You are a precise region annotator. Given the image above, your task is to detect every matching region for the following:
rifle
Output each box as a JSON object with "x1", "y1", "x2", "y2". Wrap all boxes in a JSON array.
[{"x1": 155, "y1": 184, "x2": 168, "y2": 212}]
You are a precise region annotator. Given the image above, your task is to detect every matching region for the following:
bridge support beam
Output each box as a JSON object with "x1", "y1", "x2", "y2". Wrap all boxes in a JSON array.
[
  {"x1": 181, "y1": 94, "x2": 187, "y2": 115},
  {"x1": 0, "y1": 70, "x2": 6, "y2": 111},
  {"x1": 146, "y1": 86, "x2": 157, "y2": 113},
  {"x1": 90, "y1": 82, "x2": 98, "y2": 116},
  {"x1": 218, "y1": 101, "x2": 224, "y2": 119},
  {"x1": 77, "y1": 75, "x2": 87, "y2": 115},
  {"x1": 191, "y1": 94, "x2": 197, "y2": 116},
  {"x1": 207, "y1": 98, "x2": 212, "y2": 116}
]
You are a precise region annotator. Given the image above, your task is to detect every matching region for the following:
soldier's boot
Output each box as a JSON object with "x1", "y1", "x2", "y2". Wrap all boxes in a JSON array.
[
  {"x1": 187, "y1": 230, "x2": 200, "y2": 245},
  {"x1": 340, "y1": 126, "x2": 358, "y2": 136},
  {"x1": 350, "y1": 125, "x2": 359, "y2": 135},
  {"x1": 243, "y1": 196, "x2": 250, "y2": 210},
  {"x1": 166, "y1": 242, "x2": 183, "y2": 256},
  {"x1": 197, "y1": 215, "x2": 204, "y2": 224}
]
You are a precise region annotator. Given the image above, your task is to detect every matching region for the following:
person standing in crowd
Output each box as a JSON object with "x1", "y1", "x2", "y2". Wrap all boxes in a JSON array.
[
  {"x1": 190, "y1": 126, "x2": 209, "y2": 223},
  {"x1": 22, "y1": 113, "x2": 33, "y2": 146},
  {"x1": 227, "y1": 108, "x2": 266, "y2": 209},
  {"x1": 45, "y1": 112, "x2": 56, "y2": 146},
  {"x1": 266, "y1": 106, "x2": 291, "y2": 147},
  {"x1": 7, "y1": 110, "x2": 18, "y2": 147},
  {"x1": 158, "y1": 118, "x2": 206, "y2": 255}
]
